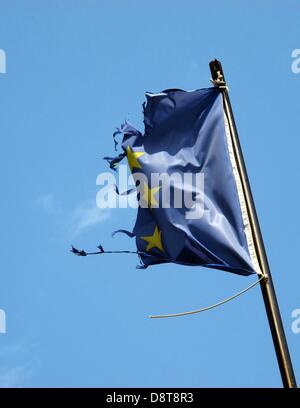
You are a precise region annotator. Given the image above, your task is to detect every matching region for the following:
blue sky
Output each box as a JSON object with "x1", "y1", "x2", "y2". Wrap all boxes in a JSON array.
[{"x1": 0, "y1": 0, "x2": 299, "y2": 387}]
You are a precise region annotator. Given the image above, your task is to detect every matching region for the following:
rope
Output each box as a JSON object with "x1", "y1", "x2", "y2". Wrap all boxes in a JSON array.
[
  {"x1": 149, "y1": 275, "x2": 265, "y2": 319},
  {"x1": 71, "y1": 245, "x2": 265, "y2": 319}
]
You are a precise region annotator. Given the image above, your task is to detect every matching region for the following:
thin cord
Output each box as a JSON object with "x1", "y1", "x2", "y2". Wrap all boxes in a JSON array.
[
  {"x1": 71, "y1": 246, "x2": 265, "y2": 319},
  {"x1": 149, "y1": 275, "x2": 265, "y2": 319}
]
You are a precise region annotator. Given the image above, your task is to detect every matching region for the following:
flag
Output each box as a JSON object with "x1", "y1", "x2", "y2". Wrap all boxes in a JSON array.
[{"x1": 106, "y1": 87, "x2": 260, "y2": 276}]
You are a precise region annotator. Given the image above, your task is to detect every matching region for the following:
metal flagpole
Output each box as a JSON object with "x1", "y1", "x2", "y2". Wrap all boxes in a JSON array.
[{"x1": 209, "y1": 59, "x2": 297, "y2": 388}]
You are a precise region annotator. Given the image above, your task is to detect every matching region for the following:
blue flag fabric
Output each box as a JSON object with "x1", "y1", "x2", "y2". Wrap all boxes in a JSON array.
[{"x1": 109, "y1": 87, "x2": 260, "y2": 276}]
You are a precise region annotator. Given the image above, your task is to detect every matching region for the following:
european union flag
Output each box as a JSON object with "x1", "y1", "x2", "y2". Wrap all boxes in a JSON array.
[{"x1": 106, "y1": 87, "x2": 260, "y2": 276}]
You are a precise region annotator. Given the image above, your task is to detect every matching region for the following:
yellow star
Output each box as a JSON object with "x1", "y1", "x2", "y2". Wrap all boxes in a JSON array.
[
  {"x1": 141, "y1": 226, "x2": 164, "y2": 253},
  {"x1": 126, "y1": 146, "x2": 144, "y2": 171},
  {"x1": 142, "y1": 183, "x2": 160, "y2": 208}
]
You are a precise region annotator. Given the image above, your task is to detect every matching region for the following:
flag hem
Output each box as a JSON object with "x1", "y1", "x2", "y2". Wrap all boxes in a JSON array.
[{"x1": 223, "y1": 111, "x2": 262, "y2": 275}]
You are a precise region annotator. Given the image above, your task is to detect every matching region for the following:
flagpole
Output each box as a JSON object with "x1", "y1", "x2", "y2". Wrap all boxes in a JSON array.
[{"x1": 209, "y1": 59, "x2": 297, "y2": 388}]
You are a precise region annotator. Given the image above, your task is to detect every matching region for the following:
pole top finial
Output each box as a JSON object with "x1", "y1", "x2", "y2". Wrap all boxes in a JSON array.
[{"x1": 209, "y1": 59, "x2": 226, "y2": 88}]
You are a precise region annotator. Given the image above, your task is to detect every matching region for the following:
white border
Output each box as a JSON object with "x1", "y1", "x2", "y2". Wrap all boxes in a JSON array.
[{"x1": 223, "y1": 112, "x2": 262, "y2": 275}]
